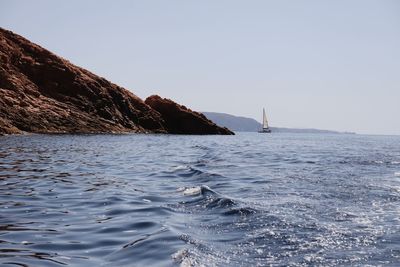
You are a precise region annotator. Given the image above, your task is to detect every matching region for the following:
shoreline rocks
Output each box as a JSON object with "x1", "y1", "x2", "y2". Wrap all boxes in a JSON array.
[{"x1": 145, "y1": 95, "x2": 234, "y2": 135}]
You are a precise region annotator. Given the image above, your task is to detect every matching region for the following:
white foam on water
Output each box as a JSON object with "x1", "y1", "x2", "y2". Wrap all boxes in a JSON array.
[
  {"x1": 172, "y1": 249, "x2": 195, "y2": 267},
  {"x1": 182, "y1": 186, "x2": 202, "y2": 196},
  {"x1": 391, "y1": 186, "x2": 400, "y2": 193},
  {"x1": 172, "y1": 165, "x2": 188, "y2": 171},
  {"x1": 394, "y1": 172, "x2": 400, "y2": 177},
  {"x1": 172, "y1": 249, "x2": 187, "y2": 261}
]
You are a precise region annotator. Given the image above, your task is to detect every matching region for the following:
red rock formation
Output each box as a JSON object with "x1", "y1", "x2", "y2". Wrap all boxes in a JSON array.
[
  {"x1": 0, "y1": 28, "x2": 233, "y2": 135},
  {"x1": 0, "y1": 27, "x2": 167, "y2": 134},
  {"x1": 145, "y1": 95, "x2": 234, "y2": 135}
]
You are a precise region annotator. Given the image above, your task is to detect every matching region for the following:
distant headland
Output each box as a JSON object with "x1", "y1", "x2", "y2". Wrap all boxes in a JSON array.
[
  {"x1": 0, "y1": 28, "x2": 233, "y2": 135},
  {"x1": 203, "y1": 112, "x2": 356, "y2": 134}
]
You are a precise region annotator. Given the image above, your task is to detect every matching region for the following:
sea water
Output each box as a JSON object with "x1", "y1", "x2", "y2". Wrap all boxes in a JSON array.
[{"x1": 0, "y1": 133, "x2": 400, "y2": 266}]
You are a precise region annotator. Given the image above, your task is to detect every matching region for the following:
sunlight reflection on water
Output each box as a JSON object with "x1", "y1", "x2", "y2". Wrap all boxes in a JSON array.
[{"x1": 0, "y1": 133, "x2": 400, "y2": 266}]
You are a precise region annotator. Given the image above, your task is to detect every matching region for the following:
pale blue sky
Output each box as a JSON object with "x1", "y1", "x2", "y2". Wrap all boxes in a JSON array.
[{"x1": 1, "y1": 0, "x2": 399, "y2": 134}]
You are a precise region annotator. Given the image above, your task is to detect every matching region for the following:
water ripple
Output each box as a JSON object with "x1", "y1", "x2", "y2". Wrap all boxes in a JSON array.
[{"x1": 0, "y1": 133, "x2": 399, "y2": 266}]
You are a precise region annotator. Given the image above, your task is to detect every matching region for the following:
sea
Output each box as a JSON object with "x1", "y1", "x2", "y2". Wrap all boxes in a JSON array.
[{"x1": 1, "y1": 132, "x2": 400, "y2": 267}]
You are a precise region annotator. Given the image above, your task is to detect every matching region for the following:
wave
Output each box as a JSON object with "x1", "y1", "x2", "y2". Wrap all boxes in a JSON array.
[
  {"x1": 338, "y1": 158, "x2": 400, "y2": 167},
  {"x1": 159, "y1": 165, "x2": 227, "y2": 184},
  {"x1": 175, "y1": 185, "x2": 257, "y2": 218}
]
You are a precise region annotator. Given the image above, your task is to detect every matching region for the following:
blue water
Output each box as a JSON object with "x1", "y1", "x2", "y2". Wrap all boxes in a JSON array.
[{"x1": 1, "y1": 133, "x2": 400, "y2": 266}]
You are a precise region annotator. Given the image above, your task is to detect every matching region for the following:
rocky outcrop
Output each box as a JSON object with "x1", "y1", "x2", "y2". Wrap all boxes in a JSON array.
[
  {"x1": 145, "y1": 95, "x2": 234, "y2": 135},
  {"x1": 0, "y1": 28, "x2": 232, "y2": 135},
  {"x1": 0, "y1": 27, "x2": 167, "y2": 134}
]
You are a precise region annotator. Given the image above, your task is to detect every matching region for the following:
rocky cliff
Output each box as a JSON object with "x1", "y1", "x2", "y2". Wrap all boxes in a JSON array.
[
  {"x1": 0, "y1": 28, "x2": 232, "y2": 135},
  {"x1": 145, "y1": 95, "x2": 233, "y2": 135}
]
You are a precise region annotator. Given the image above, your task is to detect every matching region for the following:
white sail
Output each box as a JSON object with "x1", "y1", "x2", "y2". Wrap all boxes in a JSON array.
[
  {"x1": 259, "y1": 108, "x2": 271, "y2": 133},
  {"x1": 262, "y1": 108, "x2": 269, "y2": 129}
]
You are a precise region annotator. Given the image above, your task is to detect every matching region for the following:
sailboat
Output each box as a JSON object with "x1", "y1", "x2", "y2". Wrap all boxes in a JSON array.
[{"x1": 258, "y1": 108, "x2": 271, "y2": 133}]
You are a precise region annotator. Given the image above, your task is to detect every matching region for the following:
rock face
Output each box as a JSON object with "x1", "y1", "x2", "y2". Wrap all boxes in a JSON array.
[
  {"x1": 0, "y1": 28, "x2": 166, "y2": 134},
  {"x1": 145, "y1": 95, "x2": 234, "y2": 135},
  {"x1": 0, "y1": 28, "x2": 232, "y2": 135}
]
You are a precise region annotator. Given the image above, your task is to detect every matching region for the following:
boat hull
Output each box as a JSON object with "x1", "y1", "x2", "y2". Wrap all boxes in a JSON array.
[{"x1": 258, "y1": 128, "x2": 271, "y2": 133}]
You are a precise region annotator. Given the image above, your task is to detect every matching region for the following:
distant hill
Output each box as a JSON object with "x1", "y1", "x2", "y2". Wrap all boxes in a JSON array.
[
  {"x1": 202, "y1": 112, "x2": 261, "y2": 132},
  {"x1": 203, "y1": 112, "x2": 354, "y2": 134}
]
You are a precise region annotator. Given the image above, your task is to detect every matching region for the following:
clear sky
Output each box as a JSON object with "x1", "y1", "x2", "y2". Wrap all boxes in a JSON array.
[{"x1": 1, "y1": 0, "x2": 399, "y2": 135}]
